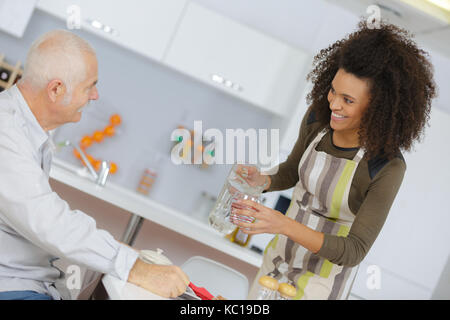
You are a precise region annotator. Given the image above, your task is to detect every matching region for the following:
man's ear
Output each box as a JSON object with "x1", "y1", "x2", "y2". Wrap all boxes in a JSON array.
[{"x1": 47, "y1": 79, "x2": 66, "y2": 103}]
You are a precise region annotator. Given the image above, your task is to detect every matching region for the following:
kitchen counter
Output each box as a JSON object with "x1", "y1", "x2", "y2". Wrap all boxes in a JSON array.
[{"x1": 49, "y1": 158, "x2": 263, "y2": 267}]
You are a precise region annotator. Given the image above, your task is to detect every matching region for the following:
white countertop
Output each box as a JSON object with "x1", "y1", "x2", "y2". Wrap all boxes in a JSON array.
[{"x1": 49, "y1": 158, "x2": 263, "y2": 267}]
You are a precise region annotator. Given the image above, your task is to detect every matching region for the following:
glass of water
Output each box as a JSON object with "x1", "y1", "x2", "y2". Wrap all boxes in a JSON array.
[{"x1": 208, "y1": 164, "x2": 263, "y2": 234}]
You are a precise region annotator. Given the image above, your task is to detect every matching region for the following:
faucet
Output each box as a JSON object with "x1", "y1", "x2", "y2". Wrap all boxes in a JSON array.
[{"x1": 59, "y1": 140, "x2": 110, "y2": 187}]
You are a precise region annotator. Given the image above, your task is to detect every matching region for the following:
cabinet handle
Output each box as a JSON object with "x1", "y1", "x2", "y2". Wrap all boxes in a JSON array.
[{"x1": 211, "y1": 74, "x2": 243, "y2": 92}]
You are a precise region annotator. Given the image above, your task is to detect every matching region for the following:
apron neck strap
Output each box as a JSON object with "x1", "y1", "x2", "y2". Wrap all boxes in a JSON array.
[
  {"x1": 352, "y1": 148, "x2": 365, "y2": 163},
  {"x1": 316, "y1": 128, "x2": 366, "y2": 163}
]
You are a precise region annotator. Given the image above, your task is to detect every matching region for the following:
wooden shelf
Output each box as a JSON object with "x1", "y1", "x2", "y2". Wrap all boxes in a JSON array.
[{"x1": 0, "y1": 54, "x2": 23, "y2": 91}]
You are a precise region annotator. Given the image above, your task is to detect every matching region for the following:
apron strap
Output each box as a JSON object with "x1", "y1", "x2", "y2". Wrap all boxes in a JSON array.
[{"x1": 352, "y1": 148, "x2": 365, "y2": 163}]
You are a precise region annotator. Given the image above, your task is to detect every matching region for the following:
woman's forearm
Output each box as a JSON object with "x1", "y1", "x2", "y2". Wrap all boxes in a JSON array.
[{"x1": 281, "y1": 217, "x2": 324, "y2": 254}]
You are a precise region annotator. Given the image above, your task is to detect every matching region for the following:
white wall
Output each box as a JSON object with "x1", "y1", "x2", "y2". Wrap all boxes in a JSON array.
[
  {"x1": 432, "y1": 255, "x2": 450, "y2": 299},
  {"x1": 349, "y1": 47, "x2": 450, "y2": 299},
  {"x1": 350, "y1": 106, "x2": 450, "y2": 299}
]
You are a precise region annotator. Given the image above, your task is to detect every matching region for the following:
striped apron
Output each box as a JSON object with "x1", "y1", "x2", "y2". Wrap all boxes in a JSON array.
[{"x1": 248, "y1": 128, "x2": 365, "y2": 300}]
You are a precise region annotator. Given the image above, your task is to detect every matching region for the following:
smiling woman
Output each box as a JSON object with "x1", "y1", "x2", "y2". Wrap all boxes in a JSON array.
[
  {"x1": 327, "y1": 69, "x2": 372, "y2": 148},
  {"x1": 307, "y1": 20, "x2": 436, "y2": 160},
  {"x1": 235, "y1": 19, "x2": 437, "y2": 300}
]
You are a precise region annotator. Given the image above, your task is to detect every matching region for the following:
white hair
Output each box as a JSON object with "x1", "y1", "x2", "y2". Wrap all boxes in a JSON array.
[{"x1": 20, "y1": 29, "x2": 96, "y2": 103}]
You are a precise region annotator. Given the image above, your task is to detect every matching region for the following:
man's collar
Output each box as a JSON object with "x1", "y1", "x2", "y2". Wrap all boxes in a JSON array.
[{"x1": 12, "y1": 85, "x2": 50, "y2": 150}]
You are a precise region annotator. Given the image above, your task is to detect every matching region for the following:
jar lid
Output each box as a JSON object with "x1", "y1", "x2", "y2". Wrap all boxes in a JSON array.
[
  {"x1": 258, "y1": 275, "x2": 279, "y2": 290},
  {"x1": 278, "y1": 283, "x2": 297, "y2": 297},
  {"x1": 139, "y1": 248, "x2": 172, "y2": 265}
]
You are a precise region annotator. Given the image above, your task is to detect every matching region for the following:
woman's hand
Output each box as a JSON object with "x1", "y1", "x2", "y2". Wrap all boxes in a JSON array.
[
  {"x1": 235, "y1": 165, "x2": 271, "y2": 190},
  {"x1": 231, "y1": 199, "x2": 325, "y2": 254},
  {"x1": 231, "y1": 199, "x2": 289, "y2": 235}
]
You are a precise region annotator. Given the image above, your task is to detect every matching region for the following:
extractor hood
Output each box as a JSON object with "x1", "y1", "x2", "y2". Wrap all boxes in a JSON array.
[{"x1": 324, "y1": 0, "x2": 450, "y2": 56}]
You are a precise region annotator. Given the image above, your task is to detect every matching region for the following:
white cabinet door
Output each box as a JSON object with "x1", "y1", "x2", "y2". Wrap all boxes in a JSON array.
[
  {"x1": 0, "y1": 0, "x2": 36, "y2": 38},
  {"x1": 36, "y1": 0, "x2": 187, "y2": 61},
  {"x1": 163, "y1": 2, "x2": 309, "y2": 116}
]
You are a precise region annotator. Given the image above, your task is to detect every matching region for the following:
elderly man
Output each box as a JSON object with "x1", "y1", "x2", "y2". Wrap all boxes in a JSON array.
[{"x1": 0, "y1": 30, "x2": 189, "y2": 300}]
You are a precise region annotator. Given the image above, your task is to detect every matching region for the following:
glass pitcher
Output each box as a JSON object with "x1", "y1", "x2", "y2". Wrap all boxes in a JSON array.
[{"x1": 208, "y1": 164, "x2": 265, "y2": 234}]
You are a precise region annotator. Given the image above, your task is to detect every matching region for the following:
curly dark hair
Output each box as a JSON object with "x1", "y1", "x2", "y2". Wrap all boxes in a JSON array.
[{"x1": 306, "y1": 20, "x2": 437, "y2": 160}]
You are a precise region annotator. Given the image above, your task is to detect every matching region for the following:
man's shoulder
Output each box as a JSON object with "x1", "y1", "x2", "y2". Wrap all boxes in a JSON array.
[
  {"x1": 0, "y1": 100, "x2": 28, "y2": 153},
  {"x1": 0, "y1": 108, "x2": 20, "y2": 136},
  {"x1": 0, "y1": 88, "x2": 24, "y2": 130},
  {"x1": 0, "y1": 89, "x2": 17, "y2": 122}
]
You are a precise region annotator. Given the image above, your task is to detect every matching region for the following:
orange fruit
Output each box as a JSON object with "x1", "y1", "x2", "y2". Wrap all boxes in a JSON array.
[
  {"x1": 110, "y1": 114, "x2": 121, "y2": 127},
  {"x1": 80, "y1": 135, "x2": 93, "y2": 149},
  {"x1": 109, "y1": 162, "x2": 118, "y2": 174},
  {"x1": 93, "y1": 130, "x2": 104, "y2": 143},
  {"x1": 92, "y1": 159, "x2": 101, "y2": 171},
  {"x1": 73, "y1": 149, "x2": 81, "y2": 159},
  {"x1": 104, "y1": 125, "x2": 115, "y2": 137}
]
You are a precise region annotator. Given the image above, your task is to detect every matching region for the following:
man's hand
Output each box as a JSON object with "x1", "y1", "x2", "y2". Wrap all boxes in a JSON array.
[{"x1": 127, "y1": 258, "x2": 190, "y2": 298}]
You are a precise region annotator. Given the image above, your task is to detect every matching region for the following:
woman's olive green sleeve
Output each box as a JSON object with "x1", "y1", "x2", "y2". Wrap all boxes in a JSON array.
[{"x1": 265, "y1": 109, "x2": 311, "y2": 192}]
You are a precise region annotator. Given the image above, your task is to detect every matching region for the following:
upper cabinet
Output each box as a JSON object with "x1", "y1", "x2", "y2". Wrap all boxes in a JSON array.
[
  {"x1": 163, "y1": 3, "x2": 310, "y2": 117},
  {"x1": 36, "y1": 0, "x2": 187, "y2": 61},
  {"x1": 0, "y1": 0, "x2": 37, "y2": 38},
  {"x1": 37, "y1": 0, "x2": 310, "y2": 116}
]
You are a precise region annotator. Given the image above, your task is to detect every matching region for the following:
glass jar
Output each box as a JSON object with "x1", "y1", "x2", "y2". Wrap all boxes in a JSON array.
[
  {"x1": 208, "y1": 164, "x2": 264, "y2": 235},
  {"x1": 276, "y1": 282, "x2": 297, "y2": 300},
  {"x1": 191, "y1": 191, "x2": 217, "y2": 222},
  {"x1": 256, "y1": 275, "x2": 279, "y2": 300}
]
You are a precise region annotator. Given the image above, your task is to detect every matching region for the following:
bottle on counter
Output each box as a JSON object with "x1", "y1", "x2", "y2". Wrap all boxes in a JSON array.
[
  {"x1": 136, "y1": 168, "x2": 158, "y2": 195},
  {"x1": 229, "y1": 227, "x2": 251, "y2": 247},
  {"x1": 135, "y1": 152, "x2": 162, "y2": 196},
  {"x1": 228, "y1": 197, "x2": 265, "y2": 247},
  {"x1": 255, "y1": 274, "x2": 279, "y2": 300},
  {"x1": 277, "y1": 282, "x2": 297, "y2": 300}
]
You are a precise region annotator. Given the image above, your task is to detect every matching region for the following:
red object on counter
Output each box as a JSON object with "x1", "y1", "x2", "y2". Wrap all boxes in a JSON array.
[{"x1": 189, "y1": 282, "x2": 214, "y2": 300}]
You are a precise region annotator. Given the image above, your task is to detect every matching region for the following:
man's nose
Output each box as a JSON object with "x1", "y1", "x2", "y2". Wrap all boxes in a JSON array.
[{"x1": 90, "y1": 87, "x2": 99, "y2": 100}]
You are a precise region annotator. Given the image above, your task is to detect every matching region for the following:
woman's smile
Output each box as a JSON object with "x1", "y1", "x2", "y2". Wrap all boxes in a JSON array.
[{"x1": 330, "y1": 111, "x2": 348, "y2": 122}]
